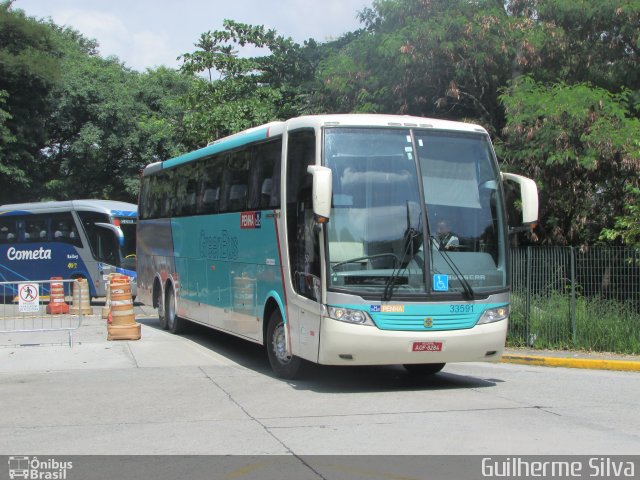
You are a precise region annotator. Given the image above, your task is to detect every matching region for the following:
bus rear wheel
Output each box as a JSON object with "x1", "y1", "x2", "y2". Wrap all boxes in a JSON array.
[
  {"x1": 155, "y1": 286, "x2": 167, "y2": 330},
  {"x1": 266, "y1": 310, "x2": 302, "y2": 379},
  {"x1": 403, "y1": 363, "x2": 446, "y2": 375},
  {"x1": 165, "y1": 286, "x2": 184, "y2": 334}
]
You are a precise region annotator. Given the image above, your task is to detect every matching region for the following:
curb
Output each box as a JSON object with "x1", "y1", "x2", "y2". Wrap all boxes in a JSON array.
[{"x1": 501, "y1": 354, "x2": 640, "y2": 372}]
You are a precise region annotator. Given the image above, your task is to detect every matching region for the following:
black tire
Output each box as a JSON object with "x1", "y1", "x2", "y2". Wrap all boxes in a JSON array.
[
  {"x1": 165, "y1": 285, "x2": 184, "y2": 334},
  {"x1": 156, "y1": 285, "x2": 167, "y2": 330},
  {"x1": 403, "y1": 363, "x2": 446, "y2": 375},
  {"x1": 266, "y1": 310, "x2": 302, "y2": 379}
]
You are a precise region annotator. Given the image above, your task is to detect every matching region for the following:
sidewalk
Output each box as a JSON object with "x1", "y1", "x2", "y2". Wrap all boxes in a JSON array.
[
  {"x1": 502, "y1": 347, "x2": 640, "y2": 372},
  {"x1": 0, "y1": 305, "x2": 238, "y2": 375}
]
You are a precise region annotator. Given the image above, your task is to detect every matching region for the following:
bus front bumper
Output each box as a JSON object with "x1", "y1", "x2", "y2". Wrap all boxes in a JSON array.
[{"x1": 317, "y1": 317, "x2": 508, "y2": 366}]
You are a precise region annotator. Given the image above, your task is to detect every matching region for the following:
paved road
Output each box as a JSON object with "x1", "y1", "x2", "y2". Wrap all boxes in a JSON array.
[{"x1": 1, "y1": 306, "x2": 639, "y2": 456}]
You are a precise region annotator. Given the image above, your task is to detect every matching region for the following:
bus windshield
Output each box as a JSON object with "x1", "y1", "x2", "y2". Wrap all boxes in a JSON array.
[
  {"x1": 324, "y1": 127, "x2": 507, "y2": 298},
  {"x1": 115, "y1": 216, "x2": 137, "y2": 271},
  {"x1": 78, "y1": 211, "x2": 136, "y2": 272}
]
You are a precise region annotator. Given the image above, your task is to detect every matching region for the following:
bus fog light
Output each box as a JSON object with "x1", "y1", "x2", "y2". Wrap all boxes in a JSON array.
[
  {"x1": 325, "y1": 306, "x2": 373, "y2": 325},
  {"x1": 478, "y1": 306, "x2": 509, "y2": 324}
]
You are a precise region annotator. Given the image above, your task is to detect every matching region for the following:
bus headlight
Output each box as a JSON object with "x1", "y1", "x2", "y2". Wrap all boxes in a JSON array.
[
  {"x1": 477, "y1": 306, "x2": 509, "y2": 325},
  {"x1": 324, "y1": 306, "x2": 374, "y2": 326}
]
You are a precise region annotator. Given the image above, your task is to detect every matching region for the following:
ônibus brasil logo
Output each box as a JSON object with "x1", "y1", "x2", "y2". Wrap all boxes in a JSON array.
[{"x1": 8, "y1": 456, "x2": 73, "y2": 479}]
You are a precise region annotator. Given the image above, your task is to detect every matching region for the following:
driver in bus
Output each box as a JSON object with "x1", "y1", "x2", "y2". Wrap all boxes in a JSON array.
[{"x1": 434, "y1": 219, "x2": 460, "y2": 250}]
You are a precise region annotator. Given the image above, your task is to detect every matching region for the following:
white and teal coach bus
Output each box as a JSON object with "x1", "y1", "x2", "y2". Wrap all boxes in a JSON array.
[
  {"x1": 0, "y1": 200, "x2": 137, "y2": 298},
  {"x1": 137, "y1": 114, "x2": 538, "y2": 378}
]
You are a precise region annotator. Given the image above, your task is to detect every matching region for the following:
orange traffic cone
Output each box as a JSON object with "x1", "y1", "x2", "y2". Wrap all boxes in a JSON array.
[{"x1": 46, "y1": 277, "x2": 70, "y2": 314}]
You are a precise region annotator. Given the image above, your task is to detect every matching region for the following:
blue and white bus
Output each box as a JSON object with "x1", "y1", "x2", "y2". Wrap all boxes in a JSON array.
[
  {"x1": 137, "y1": 114, "x2": 538, "y2": 378},
  {"x1": 0, "y1": 200, "x2": 137, "y2": 298}
]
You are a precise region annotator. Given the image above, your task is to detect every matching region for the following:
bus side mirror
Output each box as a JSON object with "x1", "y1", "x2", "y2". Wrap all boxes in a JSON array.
[
  {"x1": 307, "y1": 165, "x2": 332, "y2": 223},
  {"x1": 95, "y1": 222, "x2": 125, "y2": 247},
  {"x1": 501, "y1": 172, "x2": 539, "y2": 225}
]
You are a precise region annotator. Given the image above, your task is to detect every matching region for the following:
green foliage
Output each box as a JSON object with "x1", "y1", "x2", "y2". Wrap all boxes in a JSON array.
[
  {"x1": 315, "y1": 0, "x2": 539, "y2": 126},
  {"x1": 499, "y1": 76, "x2": 640, "y2": 244},
  {"x1": 533, "y1": 0, "x2": 640, "y2": 92},
  {"x1": 182, "y1": 76, "x2": 281, "y2": 146},
  {"x1": 0, "y1": 89, "x2": 15, "y2": 153},
  {"x1": 509, "y1": 292, "x2": 640, "y2": 354},
  {"x1": 37, "y1": 38, "x2": 193, "y2": 201},
  {"x1": 0, "y1": 1, "x2": 62, "y2": 201},
  {"x1": 0, "y1": 3, "x2": 194, "y2": 204},
  {"x1": 601, "y1": 184, "x2": 640, "y2": 247},
  {"x1": 178, "y1": 19, "x2": 321, "y2": 144}
]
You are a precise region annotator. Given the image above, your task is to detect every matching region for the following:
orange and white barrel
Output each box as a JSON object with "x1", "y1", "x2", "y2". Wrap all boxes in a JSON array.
[
  {"x1": 46, "y1": 277, "x2": 70, "y2": 315},
  {"x1": 107, "y1": 275, "x2": 140, "y2": 340},
  {"x1": 70, "y1": 278, "x2": 92, "y2": 315}
]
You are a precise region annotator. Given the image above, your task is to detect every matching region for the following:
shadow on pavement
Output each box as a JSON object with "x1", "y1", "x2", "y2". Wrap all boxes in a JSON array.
[{"x1": 136, "y1": 315, "x2": 499, "y2": 394}]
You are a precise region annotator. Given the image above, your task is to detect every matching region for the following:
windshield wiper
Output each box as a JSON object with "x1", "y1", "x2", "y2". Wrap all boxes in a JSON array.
[
  {"x1": 383, "y1": 202, "x2": 422, "y2": 301},
  {"x1": 430, "y1": 235, "x2": 475, "y2": 300}
]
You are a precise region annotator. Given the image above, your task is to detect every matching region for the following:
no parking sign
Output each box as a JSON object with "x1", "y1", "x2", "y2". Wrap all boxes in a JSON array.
[{"x1": 18, "y1": 283, "x2": 40, "y2": 312}]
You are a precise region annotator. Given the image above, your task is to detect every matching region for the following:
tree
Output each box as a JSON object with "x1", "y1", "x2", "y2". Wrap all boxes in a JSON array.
[
  {"x1": 0, "y1": 90, "x2": 15, "y2": 156},
  {"x1": 179, "y1": 20, "x2": 320, "y2": 144},
  {"x1": 0, "y1": 1, "x2": 62, "y2": 202},
  {"x1": 498, "y1": 0, "x2": 640, "y2": 244},
  {"x1": 314, "y1": 0, "x2": 555, "y2": 130},
  {"x1": 33, "y1": 26, "x2": 192, "y2": 202},
  {"x1": 499, "y1": 77, "x2": 640, "y2": 245},
  {"x1": 601, "y1": 184, "x2": 640, "y2": 248},
  {"x1": 529, "y1": 0, "x2": 640, "y2": 95}
]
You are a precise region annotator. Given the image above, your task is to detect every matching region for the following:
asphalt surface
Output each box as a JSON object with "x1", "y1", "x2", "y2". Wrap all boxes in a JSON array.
[{"x1": 1, "y1": 303, "x2": 639, "y2": 466}]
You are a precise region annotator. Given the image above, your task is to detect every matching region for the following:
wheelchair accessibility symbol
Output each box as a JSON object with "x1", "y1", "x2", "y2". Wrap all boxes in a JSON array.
[{"x1": 433, "y1": 274, "x2": 449, "y2": 292}]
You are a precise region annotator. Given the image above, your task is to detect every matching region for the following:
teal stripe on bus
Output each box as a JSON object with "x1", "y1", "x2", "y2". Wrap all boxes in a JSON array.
[
  {"x1": 162, "y1": 128, "x2": 270, "y2": 169},
  {"x1": 331, "y1": 303, "x2": 507, "y2": 331}
]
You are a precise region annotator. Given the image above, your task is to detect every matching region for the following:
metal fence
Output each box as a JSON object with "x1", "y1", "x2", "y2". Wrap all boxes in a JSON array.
[
  {"x1": 0, "y1": 279, "x2": 87, "y2": 347},
  {"x1": 509, "y1": 246, "x2": 640, "y2": 354}
]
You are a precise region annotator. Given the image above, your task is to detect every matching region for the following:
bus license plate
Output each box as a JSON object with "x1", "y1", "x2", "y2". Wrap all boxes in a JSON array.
[{"x1": 412, "y1": 341, "x2": 443, "y2": 352}]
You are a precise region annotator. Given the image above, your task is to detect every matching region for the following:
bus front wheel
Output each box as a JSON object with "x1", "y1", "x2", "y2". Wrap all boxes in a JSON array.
[
  {"x1": 403, "y1": 363, "x2": 446, "y2": 375},
  {"x1": 266, "y1": 310, "x2": 302, "y2": 379}
]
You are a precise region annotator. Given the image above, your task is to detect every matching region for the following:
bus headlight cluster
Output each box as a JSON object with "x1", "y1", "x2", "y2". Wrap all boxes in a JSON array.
[
  {"x1": 325, "y1": 306, "x2": 374, "y2": 325},
  {"x1": 477, "y1": 306, "x2": 509, "y2": 324}
]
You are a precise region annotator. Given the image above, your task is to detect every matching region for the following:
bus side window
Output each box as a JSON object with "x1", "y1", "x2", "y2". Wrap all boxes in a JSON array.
[
  {"x1": 185, "y1": 179, "x2": 198, "y2": 216},
  {"x1": 260, "y1": 179, "x2": 273, "y2": 209},
  {"x1": 202, "y1": 188, "x2": 220, "y2": 214},
  {"x1": 198, "y1": 156, "x2": 223, "y2": 215},
  {"x1": 22, "y1": 216, "x2": 49, "y2": 242},
  {"x1": 51, "y1": 213, "x2": 82, "y2": 247},
  {"x1": 141, "y1": 175, "x2": 158, "y2": 219},
  {"x1": 249, "y1": 139, "x2": 281, "y2": 210},
  {"x1": 156, "y1": 169, "x2": 174, "y2": 218},
  {"x1": 228, "y1": 184, "x2": 247, "y2": 211},
  {"x1": 0, "y1": 219, "x2": 17, "y2": 243},
  {"x1": 222, "y1": 150, "x2": 249, "y2": 213}
]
